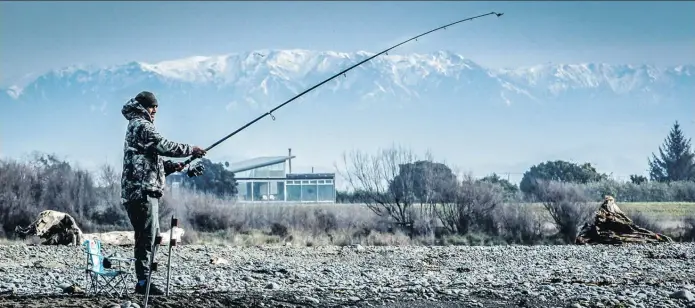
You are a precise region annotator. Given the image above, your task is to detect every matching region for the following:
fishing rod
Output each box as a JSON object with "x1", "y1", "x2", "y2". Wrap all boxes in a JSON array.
[{"x1": 182, "y1": 11, "x2": 504, "y2": 168}]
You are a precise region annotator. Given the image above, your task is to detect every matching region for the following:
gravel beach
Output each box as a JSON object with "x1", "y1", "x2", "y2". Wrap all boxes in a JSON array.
[{"x1": 0, "y1": 243, "x2": 694, "y2": 308}]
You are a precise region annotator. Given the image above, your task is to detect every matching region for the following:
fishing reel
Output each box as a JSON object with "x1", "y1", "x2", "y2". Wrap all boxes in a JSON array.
[{"x1": 186, "y1": 161, "x2": 205, "y2": 178}]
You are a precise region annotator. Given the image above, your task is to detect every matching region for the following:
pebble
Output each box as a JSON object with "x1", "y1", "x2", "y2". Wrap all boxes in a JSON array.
[
  {"x1": 305, "y1": 296, "x2": 320, "y2": 304},
  {"x1": 671, "y1": 289, "x2": 695, "y2": 302},
  {"x1": 265, "y1": 282, "x2": 280, "y2": 290},
  {"x1": 120, "y1": 301, "x2": 140, "y2": 308}
]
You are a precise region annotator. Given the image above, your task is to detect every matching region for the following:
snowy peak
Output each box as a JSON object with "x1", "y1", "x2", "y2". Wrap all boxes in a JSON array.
[
  {"x1": 496, "y1": 63, "x2": 694, "y2": 95},
  {"x1": 129, "y1": 49, "x2": 485, "y2": 84},
  {"x1": 139, "y1": 55, "x2": 231, "y2": 83}
]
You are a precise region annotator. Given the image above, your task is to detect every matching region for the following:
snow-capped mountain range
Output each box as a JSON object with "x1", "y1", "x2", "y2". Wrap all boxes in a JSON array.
[
  {"x1": 3, "y1": 49, "x2": 693, "y2": 108},
  {"x1": 1, "y1": 49, "x2": 693, "y2": 181}
]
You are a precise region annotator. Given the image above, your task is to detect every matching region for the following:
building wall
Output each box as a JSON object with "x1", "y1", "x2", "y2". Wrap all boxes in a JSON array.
[{"x1": 236, "y1": 178, "x2": 335, "y2": 202}]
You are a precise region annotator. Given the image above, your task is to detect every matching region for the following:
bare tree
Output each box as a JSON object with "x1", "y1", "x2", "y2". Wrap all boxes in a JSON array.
[
  {"x1": 0, "y1": 158, "x2": 40, "y2": 236},
  {"x1": 98, "y1": 163, "x2": 121, "y2": 189},
  {"x1": 96, "y1": 163, "x2": 121, "y2": 209},
  {"x1": 434, "y1": 174, "x2": 504, "y2": 235},
  {"x1": 535, "y1": 180, "x2": 594, "y2": 243},
  {"x1": 496, "y1": 202, "x2": 545, "y2": 244},
  {"x1": 337, "y1": 145, "x2": 422, "y2": 234},
  {"x1": 1, "y1": 154, "x2": 106, "y2": 234},
  {"x1": 90, "y1": 163, "x2": 129, "y2": 229}
]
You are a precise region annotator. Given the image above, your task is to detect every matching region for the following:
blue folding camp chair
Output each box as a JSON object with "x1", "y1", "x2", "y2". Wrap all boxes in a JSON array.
[{"x1": 83, "y1": 239, "x2": 136, "y2": 296}]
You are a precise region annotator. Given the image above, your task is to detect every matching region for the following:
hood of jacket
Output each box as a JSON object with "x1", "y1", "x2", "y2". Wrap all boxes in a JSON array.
[{"x1": 121, "y1": 98, "x2": 152, "y2": 122}]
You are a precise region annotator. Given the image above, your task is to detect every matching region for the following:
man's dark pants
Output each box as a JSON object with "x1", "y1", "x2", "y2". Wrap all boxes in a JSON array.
[{"x1": 124, "y1": 195, "x2": 160, "y2": 282}]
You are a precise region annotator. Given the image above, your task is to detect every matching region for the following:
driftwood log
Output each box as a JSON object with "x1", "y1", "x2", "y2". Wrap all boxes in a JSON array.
[
  {"x1": 575, "y1": 196, "x2": 673, "y2": 244},
  {"x1": 15, "y1": 210, "x2": 184, "y2": 246},
  {"x1": 15, "y1": 210, "x2": 83, "y2": 245}
]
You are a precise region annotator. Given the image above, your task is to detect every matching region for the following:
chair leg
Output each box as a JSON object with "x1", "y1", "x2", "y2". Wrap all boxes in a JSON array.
[
  {"x1": 93, "y1": 273, "x2": 132, "y2": 297},
  {"x1": 91, "y1": 274, "x2": 97, "y2": 295},
  {"x1": 84, "y1": 263, "x2": 135, "y2": 297},
  {"x1": 121, "y1": 273, "x2": 132, "y2": 296},
  {"x1": 85, "y1": 271, "x2": 131, "y2": 298},
  {"x1": 92, "y1": 275, "x2": 99, "y2": 295}
]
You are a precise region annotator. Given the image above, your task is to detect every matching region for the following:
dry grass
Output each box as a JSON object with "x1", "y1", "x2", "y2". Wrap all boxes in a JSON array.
[
  {"x1": 619, "y1": 202, "x2": 695, "y2": 218},
  {"x1": 167, "y1": 190, "x2": 695, "y2": 246},
  {"x1": 3, "y1": 193, "x2": 692, "y2": 247},
  {"x1": 521, "y1": 202, "x2": 695, "y2": 224}
]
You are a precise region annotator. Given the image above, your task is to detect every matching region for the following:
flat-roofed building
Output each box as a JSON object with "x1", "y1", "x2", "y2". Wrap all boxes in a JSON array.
[{"x1": 229, "y1": 149, "x2": 336, "y2": 203}]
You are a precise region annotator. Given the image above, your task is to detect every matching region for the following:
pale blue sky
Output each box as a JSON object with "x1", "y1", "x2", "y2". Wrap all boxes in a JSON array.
[{"x1": 2, "y1": 1, "x2": 694, "y2": 86}]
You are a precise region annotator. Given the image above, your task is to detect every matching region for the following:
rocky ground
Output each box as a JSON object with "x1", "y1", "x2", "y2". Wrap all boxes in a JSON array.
[{"x1": 0, "y1": 243, "x2": 694, "y2": 308}]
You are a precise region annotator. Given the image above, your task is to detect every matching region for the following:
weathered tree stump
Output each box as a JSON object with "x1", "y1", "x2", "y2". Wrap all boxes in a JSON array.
[{"x1": 575, "y1": 196, "x2": 673, "y2": 244}]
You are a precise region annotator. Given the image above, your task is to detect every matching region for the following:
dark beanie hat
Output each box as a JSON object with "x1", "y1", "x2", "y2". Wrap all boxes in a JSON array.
[{"x1": 135, "y1": 91, "x2": 158, "y2": 108}]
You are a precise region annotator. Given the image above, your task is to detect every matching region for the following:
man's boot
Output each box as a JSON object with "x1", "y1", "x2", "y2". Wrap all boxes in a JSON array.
[{"x1": 135, "y1": 280, "x2": 165, "y2": 296}]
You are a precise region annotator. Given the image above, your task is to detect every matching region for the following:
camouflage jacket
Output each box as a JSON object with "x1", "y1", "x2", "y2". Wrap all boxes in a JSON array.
[{"x1": 120, "y1": 99, "x2": 193, "y2": 203}]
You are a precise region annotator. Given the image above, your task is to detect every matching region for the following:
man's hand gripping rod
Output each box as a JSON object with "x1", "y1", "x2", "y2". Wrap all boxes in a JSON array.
[{"x1": 181, "y1": 11, "x2": 503, "y2": 167}]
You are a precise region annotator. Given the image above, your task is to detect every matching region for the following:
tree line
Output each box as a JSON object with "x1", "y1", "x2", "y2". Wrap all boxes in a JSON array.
[
  {"x1": 333, "y1": 121, "x2": 695, "y2": 242},
  {"x1": 0, "y1": 121, "x2": 693, "y2": 244},
  {"x1": 0, "y1": 155, "x2": 239, "y2": 237},
  {"x1": 337, "y1": 121, "x2": 695, "y2": 204}
]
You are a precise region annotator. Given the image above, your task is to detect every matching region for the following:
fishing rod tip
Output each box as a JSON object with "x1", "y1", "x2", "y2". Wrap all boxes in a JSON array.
[{"x1": 494, "y1": 12, "x2": 504, "y2": 17}]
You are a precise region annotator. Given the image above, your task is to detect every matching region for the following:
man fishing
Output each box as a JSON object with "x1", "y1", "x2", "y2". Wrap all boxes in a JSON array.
[{"x1": 120, "y1": 91, "x2": 206, "y2": 295}]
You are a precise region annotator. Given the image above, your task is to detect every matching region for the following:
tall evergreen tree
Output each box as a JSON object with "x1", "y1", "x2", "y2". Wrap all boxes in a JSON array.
[{"x1": 648, "y1": 121, "x2": 695, "y2": 182}]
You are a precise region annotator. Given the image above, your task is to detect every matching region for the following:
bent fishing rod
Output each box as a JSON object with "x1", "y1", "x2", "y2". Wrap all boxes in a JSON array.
[{"x1": 182, "y1": 11, "x2": 504, "y2": 167}]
